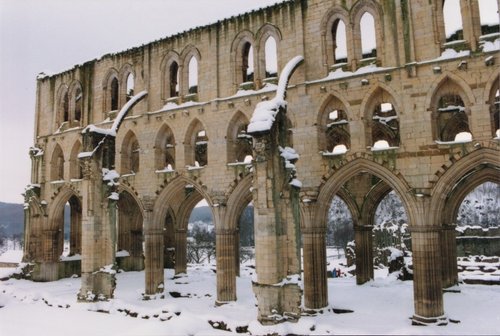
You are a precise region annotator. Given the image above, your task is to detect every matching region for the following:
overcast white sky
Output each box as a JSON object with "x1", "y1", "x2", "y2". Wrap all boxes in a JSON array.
[
  {"x1": 0, "y1": 0, "x2": 497, "y2": 204},
  {"x1": 0, "y1": 0, "x2": 284, "y2": 204}
]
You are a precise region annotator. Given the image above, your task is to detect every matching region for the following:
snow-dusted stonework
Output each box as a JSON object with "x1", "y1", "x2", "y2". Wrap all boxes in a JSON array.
[{"x1": 25, "y1": 0, "x2": 499, "y2": 327}]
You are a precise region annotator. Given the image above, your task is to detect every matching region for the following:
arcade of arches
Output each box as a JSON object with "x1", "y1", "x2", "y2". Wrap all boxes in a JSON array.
[{"x1": 25, "y1": 0, "x2": 499, "y2": 326}]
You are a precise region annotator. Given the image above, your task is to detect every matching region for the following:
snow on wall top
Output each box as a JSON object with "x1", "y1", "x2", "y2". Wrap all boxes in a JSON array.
[{"x1": 247, "y1": 56, "x2": 303, "y2": 134}]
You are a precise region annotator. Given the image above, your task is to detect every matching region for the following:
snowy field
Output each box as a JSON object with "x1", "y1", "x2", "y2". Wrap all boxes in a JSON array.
[{"x1": 1, "y1": 253, "x2": 499, "y2": 335}]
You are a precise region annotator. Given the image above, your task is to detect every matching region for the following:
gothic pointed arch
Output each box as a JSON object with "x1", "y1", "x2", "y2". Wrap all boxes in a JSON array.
[
  {"x1": 320, "y1": 6, "x2": 350, "y2": 70},
  {"x1": 119, "y1": 63, "x2": 135, "y2": 107},
  {"x1": 231, "y1": 30, "x2": 256, "y2": 90},
  {"x1": 68, "y1": 80, "x2": 83, "y2": 126},
  {"x1": 350, "y1": 0, "x2": 384, "y2": 64},
  {"x1": 103, "y1": 68, "x2": 119, "y2": 114},
  {"x1": 69, "y1": 140, "x2": 83, "y2": 180},
  {"x1": 256, "y1": 24, "x2": 282, "y2": 81},
  {"x1": 120, "y1": 130, "x2": 140, "y2": 174},
  {"x1": 485, "y1": 74, "x2": 499, "y2": 138},
  {"x1": 50, "y1": 143, "x2": 65, "y2": 181},
  {"x1": 160, "y1": 51, "x2": 181, "y2": 100},
  {"x1": 428, "y1": 75, "x2": 474, "y2": 141},
  {"x1": 154, "y1": 123, "x2": 176, "y2": 170},
  {"x1": 361, "y1": 86, "x2": 401, "y2": 148},
  {"x1": 117, "y1": 190, "x2": 144, "y2": 270},
  {"x1": 317, "y1": 94, "x2": 351, "y2": 154},
  {"x1": 226, "y1": 111, "x2": 252, "y2": 163},
  {"x1": 47, "y1": 187, "x2": 82, "y2": 257},
  {"x1": 184, "y1": 118, "x2": 208, "y2": 167},
  {"x1": 55, "y1": 84, "x2": 69, "y2": 127},
  {"x1": 180, "y1": 45, "x2": 201, "y2": 96}
]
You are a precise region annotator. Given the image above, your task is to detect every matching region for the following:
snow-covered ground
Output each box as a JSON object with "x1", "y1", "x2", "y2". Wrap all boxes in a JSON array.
[{"x1": 1, "y1": 252, "x2": 499, "y2": 335}]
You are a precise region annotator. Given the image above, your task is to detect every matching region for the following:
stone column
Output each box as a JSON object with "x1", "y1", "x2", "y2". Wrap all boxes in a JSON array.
[
  {"x1": 303, "y1": 227, "x2": 328, "y2": 309},
  {"x1": 78, "y1": 134, "x2": 117, "y2": 301},
  {"x1": 33, "y1": 228, "x2": 60, "y2": 282},
  {"x1": 216, "y1": 228, "x2": 237, "y2": 302},
  {"x1": 174, "y1": 228, "x2": 187, "y2": 274},
  {"x1": 354, "y1": 225, "x2": 374, "y2": 285},
  {"x1": 411, "y1": 225, "x2": 447, "y2": 325},
  {"x1": 144, "y1": 196, "x2": 164, "y2": 296},
  {"x1": 301, "y1": 201, "x2": 328, "y2": 309},
  {"x1": 440, "y1": 224, "x2": 458, "y2": 288}
]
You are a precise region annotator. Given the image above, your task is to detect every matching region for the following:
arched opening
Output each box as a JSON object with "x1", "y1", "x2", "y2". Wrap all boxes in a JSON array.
[
  {"x1": 436, "y1": 94, "x2": 470, "y2": 142},
  {"x1": 185, "y1": 119, "x2": 208, "y2": 167},
  {"x1": 360, "y1": 12, "x2": 377, "y2": 59},
  {"x1": 242, "y1": 42, "x2": 254, "y2": 83},
  {"x1": 63, "y1": 91, "x2": 69, "y2": 123},
  {"x1": 121, "y1": 131, "x2": 140, "y2": 174},
  {"x1": 490, "y1": 80, "x2": 499, "y2": 138},
  {"x1": 187, "y1": 199, "x2": 216, "y2": 265},
  {"x1": 372, "y1": 190, "x2": 410, "y2": 278},
  {"x1": 478, "y1": 1, "x2": 500, "y2": 36},
  {"x1": 319, "y1": 96, "x2": 350, "y2": 154},
  {"x1": 443, "y1": 0, "x2": 464, "y2": 43},
  {"x1": 264, "y1": 36, "x2": 278, "y2": 79},
  {"x1": 110, "y1": 77, "x2": 119, "y2": 111},
  {"x1": 57, "y1": 196, "x2": 82, "y2": 259},
  {"x1": 154, "y1": 124, "x2": 176, "y2": 171},
  {"x1": 372, "y1": 102, "x2": 400, "y2": 149},
  {"x1": 163, "y1": 209, "x2": 176, "y2": 269},
  {"x1": 238, "y1": 201, "x2": 255, "y2": 271},
  {"x1": 69, "y1": 141, "x2": 83, "y2": 180},
  {"x1": 50, "y1": 144, "x2": 65, "y2": 181},
  {"x1": 227, "y1": 112, "x2": 252, "y2": 163},
  {"x1": 326, "y1": 195, "x2": 354, "y2": 276},
  {"x1": 117, "y1": 191, "x2": 144, "y2": 271},
  {"x1": 74, "y1": 87, "x2": 82, "y2": 123},
  {"x1": 188, "y1": 57, "x2": 198, "y2": 94},
  {"x1": 126, "y1": 73, "x2": 135, "y2": 102},
  {"x1": 332, "y1": 19, "x2": 348, "y2": 64},
  {"x1": 169, "y1": 61, "x2": 180, "y2": 98},
  {"x1": 455, "y1": 181, "x2": 500, "y2": 284}
]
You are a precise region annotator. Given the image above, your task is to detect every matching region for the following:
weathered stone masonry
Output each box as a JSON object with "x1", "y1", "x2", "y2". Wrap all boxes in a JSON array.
[{"x1": 24, "y1": 0, "x2": 499, "y2": 325}]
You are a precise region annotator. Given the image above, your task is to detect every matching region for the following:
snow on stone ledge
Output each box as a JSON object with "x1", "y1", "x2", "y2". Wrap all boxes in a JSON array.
[
  {"x1": 247, "y1": 56, "x2": 304, "y2": 134},
  {"x1": 371, "y1": 140, "x2": 398, "y2": 152},
  {"x1": 435, "y1": 131, "x2": 473, "y2": 145},
  {"x1": 481, "y1": 38, "x2": 500, "y2": 52}
]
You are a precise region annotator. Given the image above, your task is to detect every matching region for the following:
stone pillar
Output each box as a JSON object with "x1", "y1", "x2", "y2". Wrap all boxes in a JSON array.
[
  {"x1": 78, "y1": 133, "x2": 117, "y2": 301},
  {"x1": 301, "y1": 200, "x2": 328, "y2": 310},
  {"x1": 411, "y1": 225, "x2": 447, "y2": 325},
  {"x1": 216, "y1": 228, "x2": 237, "y2": 302},
  {"x1": 354, "y1": 225, "x2": 374, "y2": 285},
  {"x1": 303, "y1": 227, "x2": 328, "y2": 309},
  {"x1": 440, "y1": 224, "x2": 458, "y2": 288},
  {"x1": 234, "y1": 229, "x2": 240, "y2": 277},
  {"x1": 174, "y1": 228, "x2": 187, "y2": 274},
  {"x1": 144, "y1": 196, "x2": 164, "y2": 296}
]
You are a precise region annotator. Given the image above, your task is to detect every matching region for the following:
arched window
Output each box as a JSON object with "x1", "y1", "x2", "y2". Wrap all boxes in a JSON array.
[
  {"x1": 195, "y1": 129, "x2": 208, "y2": 166},
  {"x1": 436, "y1": 94, "x2": 470, "y2": 142},
  {"x1": 51, "y1": 144, "x2": 65, "y2": 181},
  {"x1": 63, "y1": 91, "x2": 69, "y2": 122},
  {"x1": 227, "y1": 112, "x2": 252, "y2": 163},
  {"x1": 126, "y1": 73, "x2": 134, "y2": 101},
  {"x1": 372, "y1": 102, "x2": 400, "y2": 148},
  {"x1": 319, "y1": 97, "x2": 350, "y2": 154},
  {"x1": 478, "y1": 1, "x2": 499, "y2": 36},
  {"x1": 332, "y1": 19, "x2": 348, "y2": 64},
  {"x1": 326, "y1": 109, "x2": 350, "y2": 154},
  {"x1": 264, "y1": 37, "x2": 278, "y2": 79},
  {"x1": 242, "y1": 42, "x2": 254, "y2": 83},
  {"x1": 121, "y1": 132, "x2": 140, "y2": 174},
  {"x1": 155, "y1": 124, "x2": 176, "y2": 170},
  {"x1": 492, "y1": 88, "x2": 499, "y2": 138},
  {"x1": 188, "y1": 57, "x2": 198, "y2": 94},
  {"x1": 74, "y1": 87, "x2": 82, "y2": 122},
  {"x1": 169, "y1": 62, "x2": 179, "y2": 97},
  {"x1": 110, "y1": 77, "x2": 119, "y2": 111},
  {"x1": 443, "y1": 0, "x2": 464, "y2": 43},
  {"x1": 69, "y1": 141, "x2": 83, "y2": 180},
  {"x1": 360, "y1": 12, "x2": 377, "y2": 59}
]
